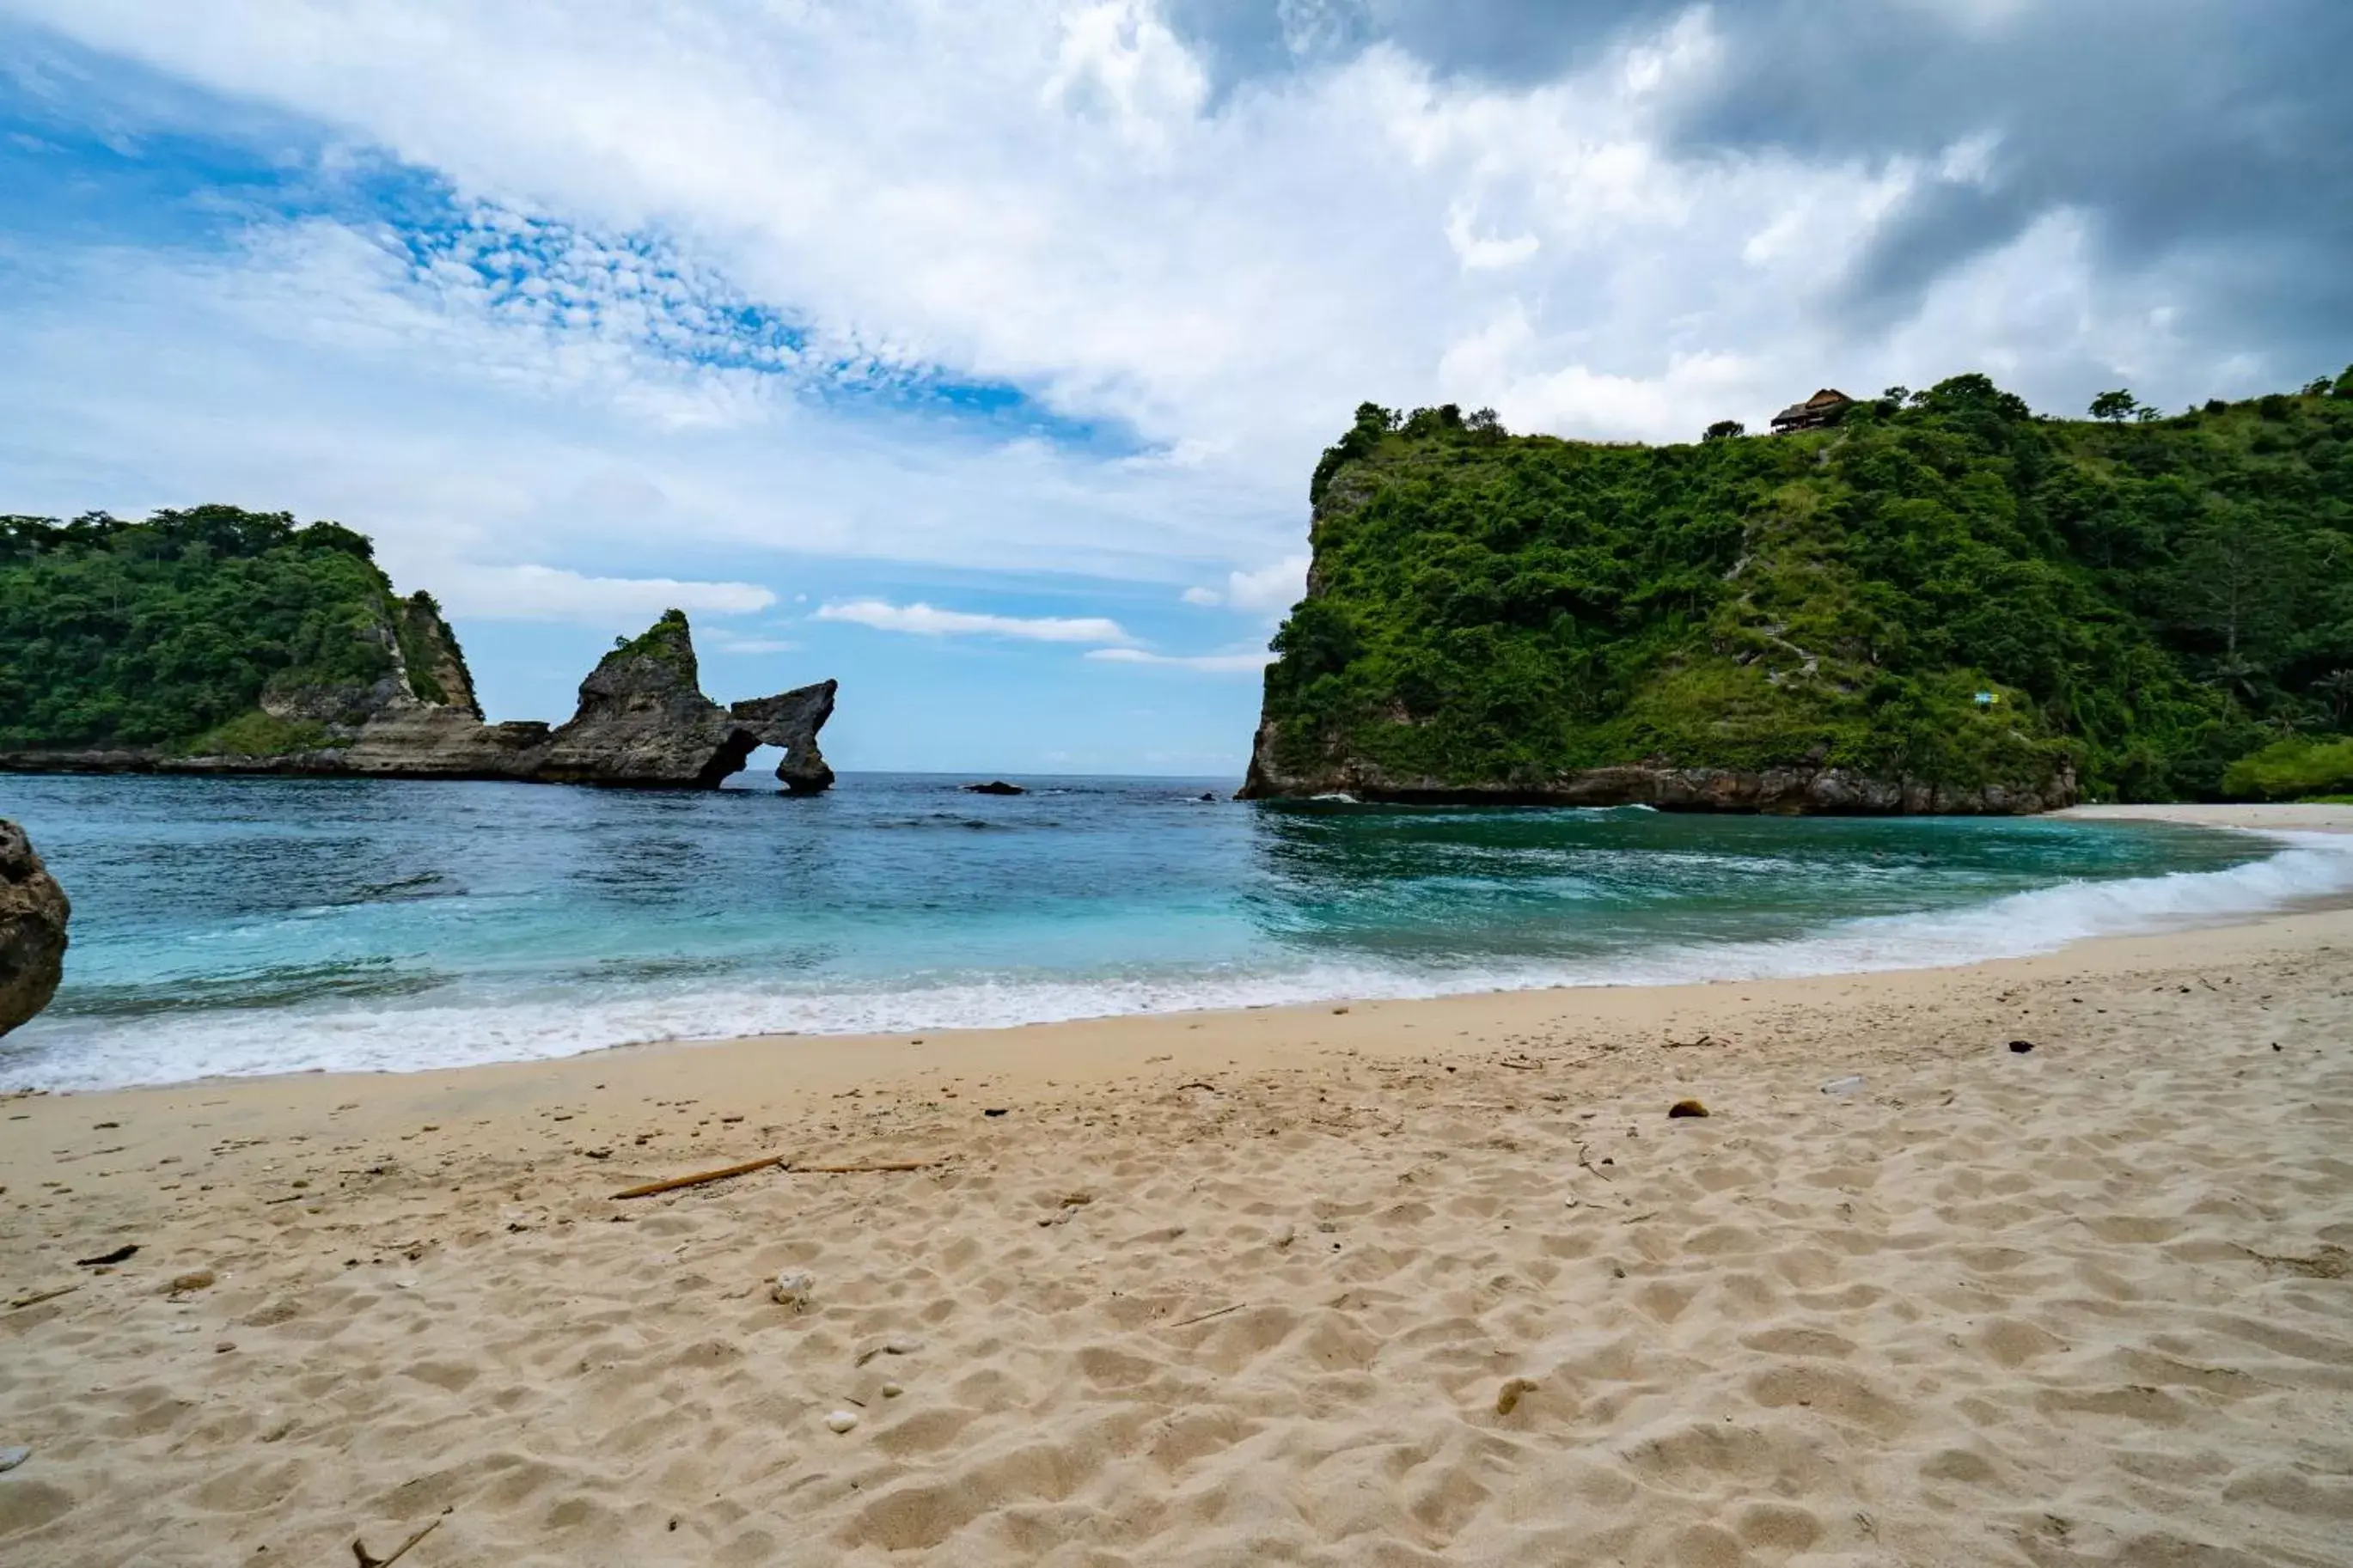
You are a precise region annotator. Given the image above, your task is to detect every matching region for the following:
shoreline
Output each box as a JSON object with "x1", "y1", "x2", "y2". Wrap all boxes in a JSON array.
[
  {"x1": 11, "y1": 880, "x2": 2352, "y2": 1125},
  {"x1": 9, "y1": 801, "x2": 2351, "y2": 1103}
]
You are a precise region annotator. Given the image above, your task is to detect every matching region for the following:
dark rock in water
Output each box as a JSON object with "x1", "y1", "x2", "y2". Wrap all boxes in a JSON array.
[
  {"x1": 963, "y1": 781, "x2": 1025, "y2": 796},
  {"x1": 1197, "y1": 792, "x2": 1218, "y2": 802},
  {"x1": 0, "y1": 820, "x2": 69, "y2": 1036}
]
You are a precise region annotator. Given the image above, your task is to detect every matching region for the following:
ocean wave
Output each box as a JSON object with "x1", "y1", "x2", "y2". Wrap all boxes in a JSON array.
[{"x1": 12, "y1": 831, "x2": 2350, "y2": 1092}]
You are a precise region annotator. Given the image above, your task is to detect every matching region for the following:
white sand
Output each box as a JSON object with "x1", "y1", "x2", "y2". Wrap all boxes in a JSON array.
[{"x1": 4, "y1": 807, "x2": 2352, "y2": 1565}]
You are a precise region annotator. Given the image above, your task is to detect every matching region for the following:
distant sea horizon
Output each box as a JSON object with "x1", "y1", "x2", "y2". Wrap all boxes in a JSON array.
[{"x1": 7, "y1": 770, "x2": 2352, "y2": 1092}]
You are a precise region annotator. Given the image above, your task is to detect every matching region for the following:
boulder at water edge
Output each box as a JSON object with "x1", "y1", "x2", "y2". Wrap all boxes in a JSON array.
[{"x1": 0, "y1": 819, "x2": 69, "y2": 1034}]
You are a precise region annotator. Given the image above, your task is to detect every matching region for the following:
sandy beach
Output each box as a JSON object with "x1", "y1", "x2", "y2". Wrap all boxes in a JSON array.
[{"x1": 4, "y1": 805, "x2": 2352, "y2": 1566}]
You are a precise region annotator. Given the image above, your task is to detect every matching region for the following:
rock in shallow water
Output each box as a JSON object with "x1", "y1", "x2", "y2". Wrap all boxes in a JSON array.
[{"x1": 0, "y1": 821, "x2": 69, "y2": 1036}]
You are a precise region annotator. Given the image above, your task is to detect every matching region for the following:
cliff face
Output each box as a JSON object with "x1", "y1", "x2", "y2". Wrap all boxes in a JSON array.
[
  {"x1": 0, "y1": 819, "x2": 70, "y2": 1035},
  {"x1": 1241, "y1": 376, "x2": 2353, "y2": 812},
  {"x1": 1241, "y1": 734, "x2": 2075, "y2": 815},
  {"x1": 0, "y1": 508, "x2": 834, "y2": 790}
]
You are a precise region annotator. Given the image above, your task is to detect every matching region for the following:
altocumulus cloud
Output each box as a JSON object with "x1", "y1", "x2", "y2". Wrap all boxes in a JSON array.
[{"x1": 815, "y1": 600, "x2": 1140, "y2": 647}]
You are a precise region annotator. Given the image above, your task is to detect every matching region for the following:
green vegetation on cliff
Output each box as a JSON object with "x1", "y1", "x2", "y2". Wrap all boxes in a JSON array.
[
  {"x1": 1261, "y1": 374, "x2": 2353, "y2": 802},
  {"x1": 0, "y1": 505, "x2": 465, "y2": 751},
  {"x1": 607, "y1": 607, "x2": 698, "y2": 674}
]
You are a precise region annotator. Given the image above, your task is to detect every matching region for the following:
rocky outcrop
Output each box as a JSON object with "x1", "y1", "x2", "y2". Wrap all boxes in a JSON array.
[
  {"x1": 0, "y1": 820, "x2": 70, "y2": 1035},
  {"x1": 1238, "y1": 718, "x2": 2075, "y2": 815},
  {"x1": 498, "y1": 612, "x2": 835, "y2": 790},
  {"x1": 1, "y1": 611, "x2": 837, "y2": 793}
]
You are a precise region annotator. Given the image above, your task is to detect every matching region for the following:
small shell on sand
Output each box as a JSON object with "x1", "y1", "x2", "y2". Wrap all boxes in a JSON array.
[
  {"x1": 881, "y1": 1382, "x2": 904, "y2": 1398},
  {"x1": 166, "y1": 1269, "x2": 217, "y2": 1296},
  {"x1": 771, "y1": 1270, "x2": 815, "y2": 1308},
  {"x1": 824, "y1": 1410, "x2": 859, "y2": 1433}
]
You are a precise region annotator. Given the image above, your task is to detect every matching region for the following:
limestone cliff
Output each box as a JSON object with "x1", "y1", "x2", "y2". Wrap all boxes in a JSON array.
[
  {"x1": 5, "y1": 608, "x2": 835, "y2": 792},
  {"x1": 2, "y1": 508, "x2": 837, "y2": 792},
  {"x1": 1238, "y1": 377, "x2": 2353, "y2": 812}
]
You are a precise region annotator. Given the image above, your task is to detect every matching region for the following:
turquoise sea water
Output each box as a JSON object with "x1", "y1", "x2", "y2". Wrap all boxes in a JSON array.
[{"x1": 5, "y1": 772, "x2": 2350, "y2": 1090}]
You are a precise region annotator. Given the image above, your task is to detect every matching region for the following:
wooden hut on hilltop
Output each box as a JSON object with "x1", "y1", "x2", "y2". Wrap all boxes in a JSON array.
[{"x1": 1769, "y1": 388, "x2": 1855, "y2": 433}]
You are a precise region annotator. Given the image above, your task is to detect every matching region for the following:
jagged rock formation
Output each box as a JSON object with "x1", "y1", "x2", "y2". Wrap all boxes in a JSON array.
[
  {"x1": 334, "y1": 609, "x2": 835, "y2": 790},
  {"x1": 2, "y1": 508, "x2": 838, "y2": 793},
  {"x1": 4, "y1": 609, "x2": 836, "y2": 792},
  {"x1": 0, "y1": 819, "x2": 70, "y2": 1035}
]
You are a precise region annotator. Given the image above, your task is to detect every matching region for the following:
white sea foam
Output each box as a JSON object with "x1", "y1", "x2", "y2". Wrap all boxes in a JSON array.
[{"x1": 15, "y1": 832, "x2": 2353, "y2": 1091}]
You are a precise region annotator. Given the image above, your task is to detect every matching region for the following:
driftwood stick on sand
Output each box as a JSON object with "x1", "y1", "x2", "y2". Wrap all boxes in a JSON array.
[
  {"x1": 1170, "y1": 1302, "x2": 1249, "y2": 1329},
  {"x1": 791, "y1": 1160, "x2": 939, "y2": 1174},
  {"x1": 610, "y1": 1155, "x2": 785, "y2": 1200},
  {"x1": 7, "y1": 1284, "x2": 79, "y2": 1311},
  {"x1": 352, "y1": 1515, "x2": 442, "y2": 1568}
]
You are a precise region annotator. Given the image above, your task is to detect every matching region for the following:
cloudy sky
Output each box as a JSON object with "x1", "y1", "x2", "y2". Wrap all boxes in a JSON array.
[{"x1": 3, "y1": 3, "x2": 2346, "y2": 774}]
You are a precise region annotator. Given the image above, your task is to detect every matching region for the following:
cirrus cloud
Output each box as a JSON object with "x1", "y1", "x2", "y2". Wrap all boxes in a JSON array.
[{"x1": 1086, "y1": 646, "x2": 1272, "y2": 674}]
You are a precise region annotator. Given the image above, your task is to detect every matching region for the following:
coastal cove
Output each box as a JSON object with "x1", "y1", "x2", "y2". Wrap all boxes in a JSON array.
[
  {"x1": 6, "y1": 775, "x2": 2351, "y2": 1094},
  {"x1": 9, "y1": 12, "x2": 2353, "y2": 1565}
]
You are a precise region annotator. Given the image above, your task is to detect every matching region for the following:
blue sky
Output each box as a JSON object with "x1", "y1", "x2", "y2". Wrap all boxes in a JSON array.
[{"x1": 3, "y1": 3, "x2": 2346, "y2": 775}]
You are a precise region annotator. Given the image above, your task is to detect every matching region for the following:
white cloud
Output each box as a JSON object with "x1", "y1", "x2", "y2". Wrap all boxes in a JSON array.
[
  {"x1": 814, "y1": 599, "x2": 1139, "y2": 645},
  {"x1": 1086, "y1": 647, "x2": 1274, "y2": 673},
  {"x1": 1444, "y1": 204, "x2": 1540, "y2": 271},
  {"x1": 1223, "y1": 554, "x2": 1311, "y2": 615},
  {"x1": 1180, "y1": 555, "x2": 1309, "y2": 614},
  {"x1": 427, "y1": 564, "x2": 774, "y2": 623}
]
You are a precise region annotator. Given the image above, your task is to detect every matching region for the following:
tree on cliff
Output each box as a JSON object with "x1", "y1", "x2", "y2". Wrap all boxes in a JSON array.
[{"x1": 2088, "y1": 389, "x2": 2141, "y2": 422}]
